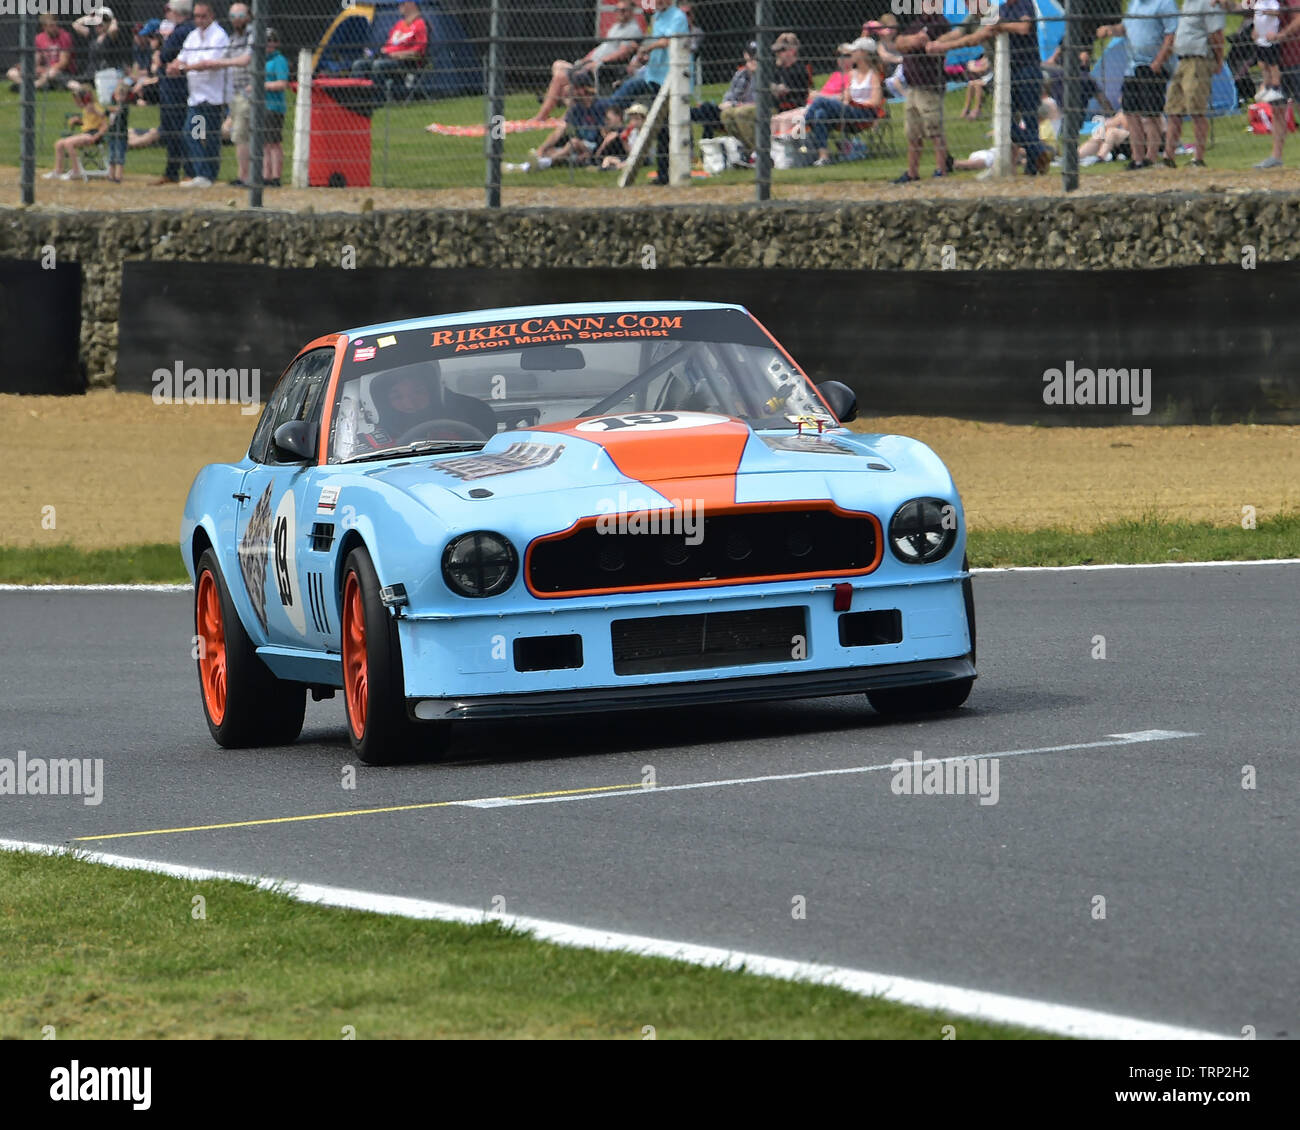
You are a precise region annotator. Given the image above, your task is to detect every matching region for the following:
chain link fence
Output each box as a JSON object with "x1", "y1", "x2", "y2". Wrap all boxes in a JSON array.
[{"x1": 2, "y1": 0, "x2": 1295, "y2": 206}]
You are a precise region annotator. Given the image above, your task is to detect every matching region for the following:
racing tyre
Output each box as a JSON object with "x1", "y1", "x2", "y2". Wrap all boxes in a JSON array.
[
  {"x1": 341, "y1": 546, "x2": 451, "y2": 765},
  {"x1": 194, "y1": 548, "x2": 306, "y2": 747},
  {"x1": 866, "y1": 676, "x2": 974, "y2": 717}
]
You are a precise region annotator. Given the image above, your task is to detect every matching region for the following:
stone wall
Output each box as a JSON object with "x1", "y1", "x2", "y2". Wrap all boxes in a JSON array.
[{"x1": 4, "y1": 190, "x2": 1300, "y2": 387}]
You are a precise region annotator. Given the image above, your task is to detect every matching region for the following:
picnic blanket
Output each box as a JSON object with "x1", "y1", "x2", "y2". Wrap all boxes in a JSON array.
[{"x1": 424, "y1": 117, "x2": 563, "y2": 137}]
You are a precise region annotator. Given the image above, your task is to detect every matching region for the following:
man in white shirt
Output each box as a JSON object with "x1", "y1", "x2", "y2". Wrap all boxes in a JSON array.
[
  {"x1": 168, "y1": 0, "x2": 228, "y2": 186},
  {"x1": 531, "y1": 0, "x2": 644, "y2": 122}
]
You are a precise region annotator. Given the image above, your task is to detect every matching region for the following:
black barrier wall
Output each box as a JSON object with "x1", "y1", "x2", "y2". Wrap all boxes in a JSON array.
[
  {"x1": 0, "y1": 260, "x2": 84, "y2": 395},
  {"x1": 116, "y1": 263, "x2": 1300, "y2": 424}
]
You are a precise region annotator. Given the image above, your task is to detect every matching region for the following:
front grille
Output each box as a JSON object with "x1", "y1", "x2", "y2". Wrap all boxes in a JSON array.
[
  {"x1": 611, "y1": 607, "x2": 807, "y2": 675},
  {"x1": 529, "y1": 507, "x2": 878, "y2": 596}
]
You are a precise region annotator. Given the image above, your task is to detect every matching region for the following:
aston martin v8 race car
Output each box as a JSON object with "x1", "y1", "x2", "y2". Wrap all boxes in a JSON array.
[{"x1": 181, "y1": 301, "x2": 976, "y2": 763}]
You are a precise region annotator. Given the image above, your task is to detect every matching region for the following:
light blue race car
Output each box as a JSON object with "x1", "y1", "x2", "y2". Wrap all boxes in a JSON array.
[{"x1": 182, "y1": 301, "x2": 976, "y2": 764}]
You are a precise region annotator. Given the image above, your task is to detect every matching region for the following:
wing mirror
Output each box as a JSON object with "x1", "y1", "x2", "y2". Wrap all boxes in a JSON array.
[
  {"x1": 272, "y1": 420, "x2": 319, "y2": 463},
  {"x1": 817, "y1": 381, "x2": 857, "y2": 423}
]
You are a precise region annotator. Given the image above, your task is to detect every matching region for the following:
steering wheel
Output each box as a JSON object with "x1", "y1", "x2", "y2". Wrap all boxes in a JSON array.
[{"x1": 396, "y1": 419, "x2": 488, "y2": 445}]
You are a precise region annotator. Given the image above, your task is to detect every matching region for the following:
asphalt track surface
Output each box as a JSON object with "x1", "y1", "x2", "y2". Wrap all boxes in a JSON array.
[{"x1": 1, "y1": 564, "x2": 1296, "y2": 1038}]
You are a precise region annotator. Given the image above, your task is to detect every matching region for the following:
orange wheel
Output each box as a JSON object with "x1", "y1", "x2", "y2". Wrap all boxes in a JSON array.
[
  {"x1": 196, "y1": 568, "x2": 228, "y2": 725},
  {"x1": 342, "y1": 570, "x2": 368, "y2": 740},
  {"x1": 192, "y1": 547, "x2": 305, "y2": 748}
]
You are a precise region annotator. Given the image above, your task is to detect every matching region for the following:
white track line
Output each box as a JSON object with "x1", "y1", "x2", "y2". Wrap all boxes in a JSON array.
[
  {"x1": 459, "y1": 730, "x2": 1198, "y2": 809},
  {"x1": 0, "y1": 835, "x2": 1227, "y2": 1040},
  {"x1": 0, "y1": 559, "x2": 1296, "y2": 592}
]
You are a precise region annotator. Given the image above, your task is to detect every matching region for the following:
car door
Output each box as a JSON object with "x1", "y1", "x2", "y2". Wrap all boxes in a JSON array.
[{"x1": 236, "y1": 346, "x2": 336, "y2": 649}]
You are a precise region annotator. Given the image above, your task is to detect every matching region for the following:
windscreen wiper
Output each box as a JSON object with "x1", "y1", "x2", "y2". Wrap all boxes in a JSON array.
[{"x1": 339, "y1": 440, "x2": 485, "y2": 465}]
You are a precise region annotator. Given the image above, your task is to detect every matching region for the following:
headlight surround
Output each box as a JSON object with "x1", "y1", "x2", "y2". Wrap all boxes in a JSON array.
[
  {"x1": 888, "y1": 498, "x2": 957, "y2": 564},
  {"x1": 442, "y1": 531, "x2": 518, "y2": 597}
]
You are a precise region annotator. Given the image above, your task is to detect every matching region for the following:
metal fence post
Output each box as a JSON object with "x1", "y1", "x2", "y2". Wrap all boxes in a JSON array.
[
  {"x1": 19, "y1": 7, "x2": 34, "y2": 205},
  {"x1": 248, "y1": 0, "x2": 266, "y2": 209},
  {"x1": 485, "y1": 0, "x2": 504, "y2": 209},
  {"x1": 754, "y1": 0, "x2": 772, "y2": 202},
  {"x1": 992, "y1": 26, "x2": 1012, "y2": 176},
  {"x1": 291, "y1": 49, "x2": 311, "y2": 188},
  {"x1": 668, "y1": 36, "x2": 691, "y2": 186},
  {"x1": 1061, "y1": 2, "x2": 1085, "y2": 192}
]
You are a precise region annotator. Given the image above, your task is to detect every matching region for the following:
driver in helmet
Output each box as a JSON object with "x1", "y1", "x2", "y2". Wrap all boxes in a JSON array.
[{"x1": 360, "y1": 362, "x2": 496, "y2": 451}]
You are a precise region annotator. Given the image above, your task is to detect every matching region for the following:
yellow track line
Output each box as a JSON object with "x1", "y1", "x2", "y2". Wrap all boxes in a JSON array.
[{"x1": 74, "y1": 782, "x2": 644, "y2": 842}]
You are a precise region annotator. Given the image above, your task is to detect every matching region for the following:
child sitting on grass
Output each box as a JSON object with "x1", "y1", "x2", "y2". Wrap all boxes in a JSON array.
[{"x1": 44, "y1": 84, "x2": 108, "y2": 181}]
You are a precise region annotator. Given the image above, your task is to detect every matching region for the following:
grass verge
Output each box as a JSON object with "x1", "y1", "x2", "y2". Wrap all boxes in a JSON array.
[
  {"x1": 1, "y1": 514, "x2": 1296, "y2": 584},
  {"x1": 0, "y1": 849, "x2": 1038, "y2": 1039}
]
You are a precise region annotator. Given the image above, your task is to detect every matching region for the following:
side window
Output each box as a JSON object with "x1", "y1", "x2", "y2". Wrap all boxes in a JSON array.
[{"x1": 249, "y1": 348, "x2": 336, "y2": 464}]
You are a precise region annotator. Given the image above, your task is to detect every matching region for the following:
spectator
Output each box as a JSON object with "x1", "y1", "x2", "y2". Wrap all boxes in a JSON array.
[
  {"x1": 71, "y1": 8, "x2": 130, "y2": 104},
  {"x1": 959, "y1": 54, "x2": 990, "y2": 118},
  {"x1": 932, "y1": 0, "x2": 994, "y2": 118},
  {"x1": 722, "y1": 31, "x2": 809, "y2": 159},
  {"x1": 43, "y1": 84, "x2": 107, "y2": 180},
  {"x1": 132, "y1": 18, "x2": 162, "y2": 77},
  {"x1": 1226, "y1": 9, "x2": 1260, "y2": 104},
  {"x1": 693, "y1": 40, "x2": 756, "y2": 139},
  {"x1": 601, "y1": 102, "x2": 648, "y2": 169},
  {"x1": 1254, "y1": 0, "x2": 1285, "y2": 99},
  {"x1": 505, "y1": 71, "x2": 603, "y2": 171},
  {"x1": 154, "y1": 2, "x2": 195, "y2": 185},
  {"x1": 895, "y1": 8, "x2": 950, "y2": 183},
  {"x1": 104, "y1": 74, "x2": 132, "y2": 182},
  {"x1": 592, "y1": 104, "x2": 629, "y2": 164},
  {"x1": 1254, "y1": 0, "x2": 1300, "y2": 167},
  {"x1": 197, "y1": 3, "x2": 252, "y2": 185},
  {"x1": 806, "y1": 37, "x2": 886, "y2": 166},
  {"x1": 679, "y1": 1, "x2": 704, "y2": 57},
  {"x1": 865, "y1": 15, "x2": 906, "y2": 98},
  {"x1": 351, "y1": 0, "x2": 428, "y2": 101},
  {"x1": 8, "y1": 13, "x2": 75, "y2": 92},
  {"x1": 532, "y1": 0, "x2": 643, "y2": 122},
  {"x1": 1042, "y1": 49, "x2": 1114, "y2": 117},
  {"x1": 171, "y1": 0, "x2": 228, "y2": 188},
  {"x1": 1097, "y1": 0, "x2": 1178, "y2": 170},
  {"x1": 771, "y1": 41, "x2": 852, "y2": 140},
  {"x1": 1077, "y1": 112, "x2": 1131, "y2": 165},
  {"x1": 1162, "y1": 0, "x2": 1225, "y2": 166},
  {"x1": 604, "y1": 0, "x2": 691, "y2": 184},
  {"x1": 262, "y1": 28, "x2": 290, "y2": 186}
]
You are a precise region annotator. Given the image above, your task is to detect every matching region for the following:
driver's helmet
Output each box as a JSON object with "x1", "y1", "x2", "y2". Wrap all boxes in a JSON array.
[{"x1": 369, "y1": 362, "x2": 445, "y2": 442}]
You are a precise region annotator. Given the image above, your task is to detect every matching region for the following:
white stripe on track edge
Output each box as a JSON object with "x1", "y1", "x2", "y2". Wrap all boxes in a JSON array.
[
  {"x1": 0, "y1": 836, "x2": 1227, "y2": 1041},
  {"x1": 0, "y1": 558, "x2": 1296, "y2": 591}
]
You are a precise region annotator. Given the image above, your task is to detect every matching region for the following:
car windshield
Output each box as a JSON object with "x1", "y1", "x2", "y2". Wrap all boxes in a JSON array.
[{"x1": 326, "y1": 307, "x2": 833, "y2": 463}]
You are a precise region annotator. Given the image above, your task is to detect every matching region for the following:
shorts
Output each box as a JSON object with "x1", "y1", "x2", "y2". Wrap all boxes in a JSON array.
[
  {"x1": 230, "y1": 92, "x2": 252, "y2": 145},
  {"x1": 904, "y1": 87, "x2": 944, "y2": 143},
  {"x1": 263, "y1": 110, "x2": 284, "y2": 145},
  {"x1": 1164, "y1": 56, "x2": 1212, "y2": 117},
  {"x1": 1121, "y1": 66, "x2": 1166, "y2": 116},
  {"x1": 1255, "y1": 43, "x2": 1281, "y2": 68}
]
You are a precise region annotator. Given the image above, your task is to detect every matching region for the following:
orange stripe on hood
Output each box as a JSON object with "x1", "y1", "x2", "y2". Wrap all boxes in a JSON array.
[{"x1": 539, "y1": 414, "x2": 751, "y2": 509}]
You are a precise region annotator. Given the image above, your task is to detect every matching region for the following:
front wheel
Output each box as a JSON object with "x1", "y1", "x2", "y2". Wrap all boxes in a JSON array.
[
  {"x1": 341, "y1": 545, "x2": 451, "y2": 765},
  {"x1": 867, "y1": 676, "x2": 974, "y2": 717},
  {"x1": 194, "y1": 548, "x2": 305, "y2": 747}
]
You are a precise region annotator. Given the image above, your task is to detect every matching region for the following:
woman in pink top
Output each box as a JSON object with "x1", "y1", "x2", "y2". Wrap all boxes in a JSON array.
[
  {"x1": 771, "y1": 41, "x2": 853, "y2": 138},
  {"x1": 806, "y1": 37, "x2": 886, "y2": 165}
]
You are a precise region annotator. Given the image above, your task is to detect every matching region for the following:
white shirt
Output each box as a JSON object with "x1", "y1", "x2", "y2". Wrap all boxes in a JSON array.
[
  {"x1": 180, "y1": 21, "x2": 230, "y2": 106},
  {"x1": 1255, "y1": 0, "x2": 1281, "y2": 46},
  {"x1": 592, "y1": 17, "x2": 642, "y2": 64}
]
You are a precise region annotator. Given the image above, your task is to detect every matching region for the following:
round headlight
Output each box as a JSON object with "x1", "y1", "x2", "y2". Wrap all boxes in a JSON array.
[
  {"x1": 889, "y1": 499, "x2": 957, "y2": 564},
  {"x1": 442, "y1": 531, "x2": 518, "y2": 597}
]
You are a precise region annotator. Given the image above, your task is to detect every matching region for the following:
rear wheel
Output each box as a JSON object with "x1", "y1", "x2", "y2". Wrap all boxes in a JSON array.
[
  {"x1": 194, "y1": 548, "x2": 305, "y2": 747},
  {"x1": 867, "y1": 676, "x2": 974, "y2": 716},
  {"x1": 341, "y1": 545, "x2": 450, "y2": 765}
]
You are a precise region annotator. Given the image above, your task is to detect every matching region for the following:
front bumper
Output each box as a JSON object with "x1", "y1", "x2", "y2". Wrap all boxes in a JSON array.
[
  {"x1": 398, "y1": 572, "x2": 974, "y2": 718},
  {"x1": 410, "y1": 653, "x2": 974, "y2": 720}
]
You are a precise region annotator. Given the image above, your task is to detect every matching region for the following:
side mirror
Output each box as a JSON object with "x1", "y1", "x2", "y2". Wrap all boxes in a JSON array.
[
  {"x1": 272, "y1": 420, "x2": 319, "y2": 463},
  {"x1": 817, "y1": 381, "x2": 857, "y2": 424}
]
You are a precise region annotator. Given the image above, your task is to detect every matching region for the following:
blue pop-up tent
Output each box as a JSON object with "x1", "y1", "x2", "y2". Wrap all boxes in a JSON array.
[
  {"x1": 313, "y1": 1, "x2": 479, "y2": 97},
  {"x1": 941, "y1": 0, "x2": 1067, "y2": 67}
]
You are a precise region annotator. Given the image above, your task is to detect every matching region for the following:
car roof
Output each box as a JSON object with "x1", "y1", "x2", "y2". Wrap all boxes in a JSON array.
[{"x1": 341, "y1": 300, "x2": 750, "y2": 340}]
